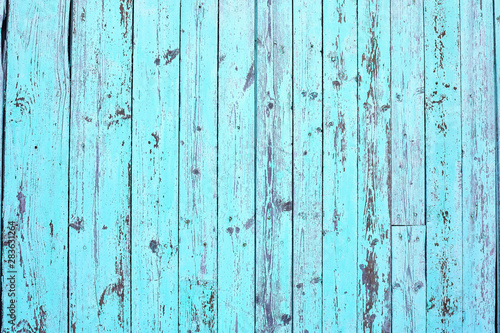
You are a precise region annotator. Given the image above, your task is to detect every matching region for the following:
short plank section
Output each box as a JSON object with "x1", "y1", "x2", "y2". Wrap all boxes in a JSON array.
[
  {"x1": 424, "y1": 0, "x2": 463, "y2": 331},
  {"x1": 292, "y1": 0, "x2": 323, "y2": 331},
  {"x1": 1, "y1": 0, "x2": 70, "y2": 331},
  {"x1": 255, "y1": 0, "x2": 293, "y2": 331},
  {"x1": 322, "y1": 0, "x2": 358, "y2": 331},
  {"x1": 461, "y1": 0, "x2": 496, "y2": 330},
  {"x1": 392, "y1": 226, "x2": 426, "y2": 332},
  {"x1": 391, "y1": 0, "x2": 425, "y2": 226},
  {"x1": 178, "y1": 0, "x2": 218, "y2": 331},
  {"x1": 69, "y1": 0, "x2": 133, "y2": 331},
  {"x1": 132, "y1": 0, "x2": 180, "y2": 331},
  {"x1": 217, "y1": 0, "x2": 256, "y2": 331},
  {"x1": 357, "y1": 0, "x2": 392, "y2": 331}
]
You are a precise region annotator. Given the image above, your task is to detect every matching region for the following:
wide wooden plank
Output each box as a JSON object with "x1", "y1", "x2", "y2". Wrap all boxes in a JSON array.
[
  {"x1": 1, "y1": 0, "x2": 70, "y2": 331},
  {"x1": 461, "y1": 0, "x2": 496, "y2": 330},
  {"x1": 322, "y1": 0, "x2": 357, "y2": 331},
  {"x1": 69, "y1": 0, "x2": 133, "y2": 331},
  {"x1": 391, "y1": 0, "x2": 424, "y2": 226},
  {"x1": 391, "y1": 226, "x2": 426, "y2": 332},
  {"x1": 292, "y1": 0, "x2": 323, "y2": 331},
  {"x1": 217, "y1": 0, "x2": 255, "y2": 331},
  {"x1": 357, "y1": 0, "x2": 392, "y2": 331},
  {"x1": 178, "y1": 0, "x2": 218, "y2": 331},
  {"x1": 255, "y1": 0, "x2": 293, "y2": 331},
  {"x1": 131, "y1": 0, "x2": 180, "y2": 331},
  {"x1": 424, "y1": 0, "x2": 462, "y2": 331}
]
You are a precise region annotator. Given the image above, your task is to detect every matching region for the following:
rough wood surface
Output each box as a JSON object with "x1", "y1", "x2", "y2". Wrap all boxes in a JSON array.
[
  {"x1": 425, "y1": 0, "x2": 463, "y2": 331},
  {"x1": 1, "y1": 1, "x2": 498, "y2": 331},
  {"x1": 131, "y1": 0, "x2": 180, "y2": 331},
  {"x1": 322, "y1": 0, "x2": 358, "y2": 331}
]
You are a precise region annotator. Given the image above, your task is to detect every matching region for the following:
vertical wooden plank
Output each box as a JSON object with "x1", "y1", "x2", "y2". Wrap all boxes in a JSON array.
[
  {"x1": 357, "y1": 0, "x2": 392, "y2": 331},
  {"x1": 217, "y1": 0, "x2": 255, "y2": 331},
  {"x1": 1, "y1": 0, "x2": 70, "y2": 331},
  {"x1": 322, "y1": 0, "x2": 357, "y2": 331},
  {"x1": 424, "y1": 0, "x2": 462, "y2": 331},
  {"x1": 69, "y1": 0, "x2": 133, "y2": 331},
  {"x1": 292, "y1": 0, "x2": 322, "y2": 331},
  {"x1": 391, "y1": 0, "x2": 425, "y2": 226},
  {"x1": 255, "y1": 0, "x2": 293, "y2": 331},
  {"x1": 391, "y1": 226, "x2": 426, "y2": 332},
  {"x1": 178, "y1": 0, "x2": 218, "y2": 330},
  {"x1": 131, "y1": 0, "x2": 179, "y2": 331},
  {"x1": 461, "y1": 0, "x2": 496, "y2": 330},
  {"x1": 495, "y1": 1, "x2": 500, "y2": 330}
]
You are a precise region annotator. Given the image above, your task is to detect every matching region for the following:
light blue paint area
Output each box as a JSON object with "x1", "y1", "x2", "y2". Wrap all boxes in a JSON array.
[
  {"x1": 69, "y1": 0, "x2": 132, "y2": 331},
  {"x1": 132, "y1": 0, "x2": 180, "y2": 331},
  {"x1": 391, "y1": 0, "x2": 425, "y2": 226},
  {"x1": 323, "y1": 0, "x2": 358, "y2": 331},
  {"x1": 392, "y1": 226, "x2": 426, "y2": 332},
  {"x1": 357, "y1": 0, "x2": 392, "y2": 331},
  {"x1": 425, "y1": 0, "x2": 463, "y2": 331},
  {"x1": 255, "y1": 0, "x2": 293, "y2": 331},
  {"x1": 461, "y1": 0, "x2": 496, "y2": 330},
  {"x1": 217, "y1": 0, "x2": 256, "y2": 331},
  {"x1": 178, "y1": 0, "x2": 218, "y2": 331},
  {"x1": 1, "y1": 0, "x2": 70, "y2": 332}
]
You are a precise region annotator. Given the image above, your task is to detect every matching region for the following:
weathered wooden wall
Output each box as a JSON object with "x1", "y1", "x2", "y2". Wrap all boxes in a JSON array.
[{"x1": 1, "y1": 0, "x2": 498, "y2": 332}]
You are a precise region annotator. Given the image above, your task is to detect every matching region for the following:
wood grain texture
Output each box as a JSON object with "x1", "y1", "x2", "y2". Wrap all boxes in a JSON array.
[
  {"x1": 322, "y1": 0, "x2": 358, "y2": 331},
  {"x1": 217, "y1": 0, "x2": 255, "y2": 331},
  {"x1": 292, "y1": 0, "x2": 323, "y2": 331},
  {"x1": 1, "y1": 0, "x2": 70, "y2": 331},
  {"x1": 69, "y1": 0, "x2": 133, "y2": 331},
  {"x1": 357, "y1": 0, "x2": 392, "y2": 331},
  {"x1": 131, "y1": 0, "x2": 180, "y2": 331},
  {"x1": 424, "y1": 0, "x2": 463, "y2": 331},
  {"x1": 391, "y1": 0, "x2": 425, "y2": 226},
  {"x1": 255, "y1": 0, "x2": 293, "y2": 331},
  {"x1": 178, "y1": 0, "x2": 218, "y2": 331},
  {"x1": 461, "y1": 0, "x2": 496, "y2": 330},
  {"x1": 391, "y1": 226, "x2": 426, "y2": 332},
  {"x1": 1, "y1": 1, "x2": 499, "y2": 331}
]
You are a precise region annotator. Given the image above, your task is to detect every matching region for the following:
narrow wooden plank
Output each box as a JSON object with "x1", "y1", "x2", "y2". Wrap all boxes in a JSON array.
[
  {"x1": 217, "y1": 0, "x2": 255, "y2": 331},
  {"x1": 322, "y1": 0, "x2": 357, "y2": 331},
  {"x1": 292, "y1": 0, "x2": 323, "y2": 331},
  {"x1": 69, "y1": 0, "x2": 133, "y2": 331},
  {"x1": 1, "y1": 0, "x2": 70, "y2": 331},
  {"x1": 495, "y1": 1, "x2": 500, "y2": 329},
  {"x1": 424, "y1": 0, "x2": 463, "y2": 331},
  {"x1": 178, "y1": 0, "x2": 218, "y2": 330},
  {"x1": 391, "y1": 226, "x2": 426, "y2": 332},
  {"x1": 357, "y1": 0, "x2": 392, "y2": 331},
  {"x1": 461, "y1": 0, "x2": 496, "y2": 330},
  {"x1": 131, "y1": 0, "x2": 180, "y2": 331},
  {"x1": 391, "y1": 0, "x2": 425, "y2": 226},
  {"x1": 255, "y1": 0, "x2": 293, "y2": 331}
]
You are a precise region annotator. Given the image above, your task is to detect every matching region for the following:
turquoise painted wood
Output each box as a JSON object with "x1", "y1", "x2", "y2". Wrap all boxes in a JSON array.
[
  {"x1": 391, "y1": 0, "x2": 425, "y2": 226},
  {"x1": 178, "y1": 0, "x2": 218, "y2": 331},
  {"x1": 424, "y1": 0, "x2": 463, "y2": 331},
  {"x1": 218, "y1": 0, "x2": 255, "y2": 331},
  {"x1": 322, "y1": 0, "x2": 358, "y2": 332},
  {"x1": 461, "y1": 0, "x2": 496, "y2": 330},
  {"x1": 69, "y1": 0, "x2": 133, "y2": 331},
  {"x1": 132, "y1": 0, "x2": 180, "y2": 331},
  {"x1": 2, "y1": 1, "x2": 500, "y2": 332},
  {"x1": 292, "y1": 0, "x2": 323, "y2": 331},
  {"x1": 1, "y1": 0, "x2": 70, "y2": 331},
  {"x1": 255, "y1": 0, "x2": 293, "y2": 331},
  {"x1": 357, "y1": 0, "x2": 392, "y2": 331},
  {"x1": 392, "y1": 226, "x2": 426, "y2": 332}
]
